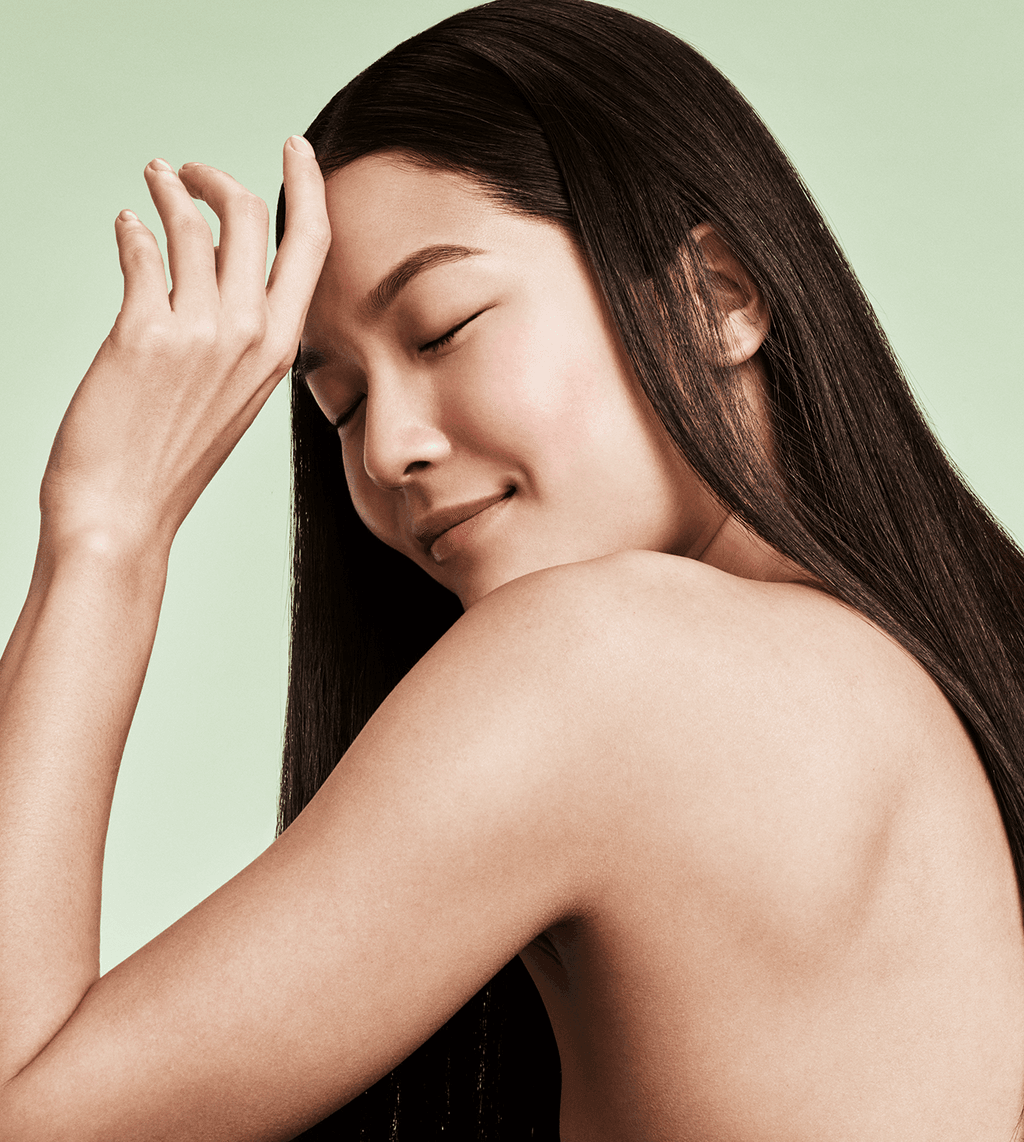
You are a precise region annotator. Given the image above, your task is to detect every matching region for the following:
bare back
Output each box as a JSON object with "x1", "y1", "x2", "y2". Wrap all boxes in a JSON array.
[
  {"x1": 515, "y1": 553, "x2": 1024, "y2": 1140},
  {"x1": 4, "y1": 551, "x2": 1022, "y2": 1140}
]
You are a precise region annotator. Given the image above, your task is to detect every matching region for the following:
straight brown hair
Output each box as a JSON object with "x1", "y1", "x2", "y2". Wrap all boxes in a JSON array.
[{"x1": 277, "y1": 3, "x2": 1024, "y2": 1135}]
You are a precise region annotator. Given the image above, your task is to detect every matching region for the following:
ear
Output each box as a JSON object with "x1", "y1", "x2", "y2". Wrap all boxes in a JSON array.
[{"x1": 690, "y1": 223, "x2": 769, "y2": 366}]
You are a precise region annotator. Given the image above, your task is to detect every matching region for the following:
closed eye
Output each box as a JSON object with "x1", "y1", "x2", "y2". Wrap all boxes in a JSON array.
[
  {"x1": 333, "y1": 396, "x2": 364, "y2": 430},
  {"x1": 329, "y1": 308, "x2": 489, "y2": 427},
  {"x1": 420, "y1": 310, "x2": 485, "y2": 354}
]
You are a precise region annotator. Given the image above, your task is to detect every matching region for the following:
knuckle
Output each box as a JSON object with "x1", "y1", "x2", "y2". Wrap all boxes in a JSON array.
[
  {"x1": 176, "y1": 212, "x2": 211, "y2": 242},
  {"x1": 301, "y1": 222, "x2": 331, "y2": 257},
  {"x1": 120, "y1": 239, "x2": 154, "y2": 271},
  {"x1": 231, "y1": 310, "x2": 267, "y2": 349},
  {"x1": 193, "y1": 317, "x2": 220, "y2": 348},
  {"x1": 238, "y1": 192, "x2": 270, "y2": 228},
  {"x1": 129, "y1": 318, "x2": 177, "y2": 357}
]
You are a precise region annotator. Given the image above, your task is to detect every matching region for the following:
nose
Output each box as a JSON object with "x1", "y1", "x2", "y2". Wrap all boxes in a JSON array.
[{"x1": 360, "y1": 376, "x2": 451, "y2": 490}]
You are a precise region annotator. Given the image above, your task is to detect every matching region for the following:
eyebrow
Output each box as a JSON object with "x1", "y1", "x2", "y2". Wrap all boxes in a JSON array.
[
  {"x1": 297, "y1": 243, "x2": 485, "y2": 377},
  {"x1": 363, "y1": 243, "x2": 484, "y2": 317},
  {"x1": 295, "y1": 346, "x2": 329, "y2": 376}
]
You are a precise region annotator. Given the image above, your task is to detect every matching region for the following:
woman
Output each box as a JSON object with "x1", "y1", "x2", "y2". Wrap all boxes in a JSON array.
[{"x1": 1, "y1": 1, "x2": 1023, "y2": 1138}]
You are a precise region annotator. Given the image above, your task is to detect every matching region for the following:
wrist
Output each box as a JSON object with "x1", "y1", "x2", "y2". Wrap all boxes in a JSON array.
[{"x1": 32, "y1": 520, "x2": 171, "y2": 600}]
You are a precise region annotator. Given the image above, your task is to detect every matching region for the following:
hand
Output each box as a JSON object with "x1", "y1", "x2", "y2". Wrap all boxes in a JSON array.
[{"x1": 39, "y1": 137, "x2": 330, "y2": 558}]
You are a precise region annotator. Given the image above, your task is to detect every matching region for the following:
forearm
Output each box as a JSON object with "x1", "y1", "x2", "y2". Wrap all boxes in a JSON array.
[
  {"x1": 0, "y1": 533, "x2": 168, "y2": 1082},
  {"x1": 0, "y1": 137, "x2": 325, "y2": 1104}
]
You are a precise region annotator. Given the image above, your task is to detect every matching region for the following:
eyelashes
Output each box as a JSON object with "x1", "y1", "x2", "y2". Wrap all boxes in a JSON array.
[
  {"x1": 332, "y1": 309, "x2": 488, "y2": 430},
  {"x1": 420, "y1": 309, "x2": 486, "y2": 354},
  {"x1": 333, "y1": 397, "x2": 363, "y2": 430}
]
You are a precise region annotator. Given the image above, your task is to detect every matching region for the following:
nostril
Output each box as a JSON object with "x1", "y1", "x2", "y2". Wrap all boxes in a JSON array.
[{"x1": 361, "y1": 401, "x2": 451, "y2": 489}]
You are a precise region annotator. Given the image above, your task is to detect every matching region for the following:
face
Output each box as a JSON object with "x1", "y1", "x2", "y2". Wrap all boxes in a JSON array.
[{"x1": 300, "y1": 153, "x2": 727, "y2": 608}]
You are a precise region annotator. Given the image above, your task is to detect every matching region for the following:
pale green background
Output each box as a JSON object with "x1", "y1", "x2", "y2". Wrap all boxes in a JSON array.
[{"x1": 1, "y1": 1, "x2": 1020, "y2": 971}]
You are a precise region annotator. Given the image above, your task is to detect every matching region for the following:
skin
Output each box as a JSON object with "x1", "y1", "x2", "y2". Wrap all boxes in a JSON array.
[
  {"x1": 301, "y1": 154, "x2": 780, "y2": 608},
  {"x1": 0, "y1": 147, "x2": 1022, "y2": 1141}
]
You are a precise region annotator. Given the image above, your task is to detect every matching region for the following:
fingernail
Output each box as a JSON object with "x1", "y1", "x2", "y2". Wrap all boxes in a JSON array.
[
  {"x1": 149, "y1": 157, "x2": 173, "y2": 172},
  {"x1": 287, "y1": 135, "x2": 314, "y2": 157},
  {"x1": 118, "y1": 209, "x2": 139, "y2": 223}
]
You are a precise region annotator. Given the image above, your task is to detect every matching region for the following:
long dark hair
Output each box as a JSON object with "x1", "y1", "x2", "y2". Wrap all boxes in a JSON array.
[{"x1": 277, "y1": 1, "x2": 1024, "y2": 1136}]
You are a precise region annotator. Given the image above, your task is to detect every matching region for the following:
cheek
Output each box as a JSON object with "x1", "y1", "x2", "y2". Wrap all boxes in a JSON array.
[
  {"x1": 453, "y1": 317, "x2": 627, "y2": 476},
  {"x1": 341, "y1": 440, "x2": 395, "y2": 545}
]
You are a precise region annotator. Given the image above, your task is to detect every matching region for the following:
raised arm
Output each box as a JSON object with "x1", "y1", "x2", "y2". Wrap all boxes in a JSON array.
[
  {"x1": 0, "y1": 143, "x2": 607, "y2": 1140},
  {"x1": 0, "y1": 138, "x2": 329, "y2": 1097}
]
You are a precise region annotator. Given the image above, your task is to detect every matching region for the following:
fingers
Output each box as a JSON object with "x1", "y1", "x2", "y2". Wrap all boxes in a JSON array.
[
  {"x1": 178, "y1": 163, "x2": 269, "y2": 311},
  {"x1": 119, "y1": 145, "x2": 323, "y2": 383},
  {"x1": 266, "y1": 136, "x2": 331, "y2": 339},
  {"x1": 114, "y1": 210, "x2": 171, "y2": 318},
  {"x1": 144, "y1": 159, "x2": 218, "y2": 311}
]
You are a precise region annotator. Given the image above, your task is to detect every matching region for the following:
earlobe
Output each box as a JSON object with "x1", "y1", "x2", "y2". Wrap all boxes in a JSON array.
[{"x1": 689, "y1": 223, "x2": 770, "y2": 366}]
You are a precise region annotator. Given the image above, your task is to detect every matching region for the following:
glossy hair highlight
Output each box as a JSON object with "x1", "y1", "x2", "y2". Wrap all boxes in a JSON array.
[{"x1": 277, "y1": 2, "x2": 1024, "y2": 1136}]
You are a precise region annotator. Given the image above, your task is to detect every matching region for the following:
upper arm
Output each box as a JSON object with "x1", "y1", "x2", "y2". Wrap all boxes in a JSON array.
[
  {"x1": 1, "y1": 551, "x2": 947, "y2": 1140},
  {"x1": 0, "y1": 565, "x2": 617, "y2": 1141}
]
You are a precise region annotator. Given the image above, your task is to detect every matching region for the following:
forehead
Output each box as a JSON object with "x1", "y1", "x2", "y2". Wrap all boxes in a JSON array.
[
  {"x1": 324, "y1": 152, "x2": 497, "y2": 228},
  {"x1": 319, "y1": 154, "x2": 509, "y2": 289},
  {"x1": 307, "y1": 152, "x2": 587, "y2": 344}
]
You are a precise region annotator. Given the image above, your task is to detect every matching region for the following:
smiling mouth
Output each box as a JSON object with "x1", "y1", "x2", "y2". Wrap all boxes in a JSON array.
[{"x1": 414, "y1": 488, "x2": 515, "y2": 559}]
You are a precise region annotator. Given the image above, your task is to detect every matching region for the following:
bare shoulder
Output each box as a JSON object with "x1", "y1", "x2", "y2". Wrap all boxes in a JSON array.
[
  {"x1": 445, "y1": 550, "x2": 987, "y2": 900},
  {"x1": 482, "y1": 555, "x2": 1024, "y2": 1141},
  {"x1": 453, "y1": 547, "x2": 960, "y2": 774},
  {"x1": 457, "y1": 552, "x2": 1024, "y2": 1137}
]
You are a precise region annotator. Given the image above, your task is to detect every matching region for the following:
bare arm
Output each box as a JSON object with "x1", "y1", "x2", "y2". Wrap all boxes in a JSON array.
[
  {"x1": 0, "y1": 561, "x2": 611, "y2": 1139},
  {"x1": 0, "y1": 139, "x2": 329, "y2": 1093},
  {"x1": 0, "y1": 533, "x2": 166, "y2": 1079},
  {"x1": 0, "y1": 143, "x2": 607, "y2": 1141}
]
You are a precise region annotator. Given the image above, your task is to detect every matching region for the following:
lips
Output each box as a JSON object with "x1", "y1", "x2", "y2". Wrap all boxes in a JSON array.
[{"x1": 413, "y1": 489, "x2": 514, "y2": 558}]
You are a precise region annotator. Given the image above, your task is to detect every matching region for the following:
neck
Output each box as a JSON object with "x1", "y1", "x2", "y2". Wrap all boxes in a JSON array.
[{"x1": 697, "y1": 512, "x2": 810, "y2": 585}]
